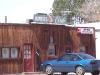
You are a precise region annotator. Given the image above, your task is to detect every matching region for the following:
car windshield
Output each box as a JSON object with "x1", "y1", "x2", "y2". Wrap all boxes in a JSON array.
[{"x1": 78, "y1": 54, "x2": 95, "y2": 59}]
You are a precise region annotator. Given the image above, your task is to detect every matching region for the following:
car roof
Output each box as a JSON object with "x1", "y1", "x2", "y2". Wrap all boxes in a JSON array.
[{"x1": 65, "y1": 53, "x2": 86, "y2": 55}]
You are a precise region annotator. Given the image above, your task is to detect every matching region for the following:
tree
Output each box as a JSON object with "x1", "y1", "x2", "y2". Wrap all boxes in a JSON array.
[
  {"x1": 52, "y1": 0, "x2": 85, "y2": 16},
  {"x1": 52, "y1": 0, "x2": 86, "y2": 24},
  {"x1": 78, "y1": 0, "x2": 100, "y2": 22},
  {"x1": 52, "y1": 0, "x2": 100, "y2": 23}
]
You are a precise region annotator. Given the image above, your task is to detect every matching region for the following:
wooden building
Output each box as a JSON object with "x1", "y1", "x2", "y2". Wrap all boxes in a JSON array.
[{"x1": 0, "y1": 23, "x2": 95, "y2": 73}]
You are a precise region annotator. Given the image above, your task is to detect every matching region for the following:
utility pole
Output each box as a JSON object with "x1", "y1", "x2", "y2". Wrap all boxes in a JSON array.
[{"x1": 5, "y1": 16, "x2": 7, "y2": 23}]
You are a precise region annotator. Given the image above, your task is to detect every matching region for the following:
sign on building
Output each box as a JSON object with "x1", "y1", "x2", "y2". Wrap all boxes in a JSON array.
[{"x1": 77, "y1": 27, "x2": 94, "y2": 34}]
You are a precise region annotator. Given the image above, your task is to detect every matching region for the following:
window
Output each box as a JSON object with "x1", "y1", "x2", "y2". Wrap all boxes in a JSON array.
[
  {"x1": 79, "y1": 54, "x2": 95, "y2": 59},
  {"x1": 80, "y1": 46, "x2": 86, "y2": 53},
  {"x1": 11, "y1": 48, "x2": 18, "y2": 58},
  {"x1": 66, "y1": 32, "x2": 72, "y2": 45},
  {"x1": 70, "y1": 55, "x2": 81, "y2": 61},
  {"x1": 2, "y1": 48, "x2": 10, "y2": 59},
  {"x1": 62, "y1": 54, "x2": 71, "y2": 61},
  {"x1": 47, "y1": 36, "x2": 56, "y2": 56},
  {"x1": 61, "y1": 54, "x2": 81, "y2": 61},
  {"x1": 47, "y1": 49, "x2": 55, "y2": 56},
  {"x1": 24, "y1": 44, "x2": 32, "y2": 59},
  {"x1": 1, "y1": 47, "x2": 19, "y2": 59}
]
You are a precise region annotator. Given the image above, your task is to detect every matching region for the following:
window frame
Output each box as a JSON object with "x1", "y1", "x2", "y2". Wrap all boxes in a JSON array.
[
  {"x1": 11, "y1": 47, "x2": 19, "y2": 59},
  {"x1": 23, "y1": 43, "x2": 32, "y2": 59},
  {"x1": 61, "y1": 54, "x2": 71, "y2": 61},
  {"x1": 0, "y1": 47, "x2": 19, "y2": 59},
  {"x1": 47, "y1": 36, "x2": 56, "y2": 56},
  {"x1": 47, "y1": 49, "x2": 56, "y2": 56},
  {"x1": 60, "y1": 54, "x2": 82, "y2": 61},
  {"x1": 2, "y1": 47, "x2": 10, "y2": 59}
]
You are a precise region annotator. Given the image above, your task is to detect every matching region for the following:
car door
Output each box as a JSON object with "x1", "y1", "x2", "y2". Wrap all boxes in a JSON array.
[
  {"x1": 54, "y1": 54, "x2": 74, "y2": 72},
  {"x1": 69, "y1": 54, "x2": 82, "y2": 72}
]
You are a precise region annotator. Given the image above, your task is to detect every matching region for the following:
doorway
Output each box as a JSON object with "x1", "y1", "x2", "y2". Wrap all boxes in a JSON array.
[
  {"x1": 35, "y1": 49, "x2": 42, "y2": 71},
  {"x1": 23, "y1": 44, "x2": 33, "y2": 72}
]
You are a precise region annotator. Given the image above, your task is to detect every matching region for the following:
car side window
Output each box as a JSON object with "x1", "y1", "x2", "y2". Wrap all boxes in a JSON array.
[
  {"x1": 70, "y1": 55, "x2": 81, "y2": 61},
  {"x1": 61, "y1": 54, "x2": 71, "y2": 61},
  {"x1": 61, "y1": 54, "x2": 81, "y2": 61}
]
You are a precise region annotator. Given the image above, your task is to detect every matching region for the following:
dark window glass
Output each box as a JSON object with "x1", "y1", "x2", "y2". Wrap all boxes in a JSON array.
[
  {"x1": 78, "y1": 54, "x2": 95, "y2": 59},
  {"x1": 61, "y1": 54, "x2": 81, "y2": 61},
  {"x1": 70, "y1": 54, "x2": 81, "y2": 61},
  {"x1": 61, "y1": 54, "x2": 71, "y2": 61},
  {"x1": 47, "y1": 49, "x2": 55, "y2": 56}
]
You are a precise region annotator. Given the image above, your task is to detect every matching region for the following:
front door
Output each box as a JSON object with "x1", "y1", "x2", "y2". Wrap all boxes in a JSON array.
[{"x1": 24, "y1": 44, "x2": 33, "y2": 72}]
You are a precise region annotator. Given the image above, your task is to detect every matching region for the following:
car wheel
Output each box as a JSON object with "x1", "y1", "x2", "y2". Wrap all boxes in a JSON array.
[
  {"x1": 45, "y1": 65, "x2": 54, "y2": 75},
  {"x1": 75, "y1": 66, "x2": 85, "y2": 75},
  {"x1": 92, "y1": 71, "x2": 99, "y2": 75},
  {"x1": 61, "y1": 72, "x2": 68, "y2": 75}
]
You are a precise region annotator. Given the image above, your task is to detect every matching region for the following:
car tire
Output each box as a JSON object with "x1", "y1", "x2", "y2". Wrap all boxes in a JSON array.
[
  {"x1": 61, "y1": 72, "x2": 68, "y2": 75},
  {"x1": 75, "y1": 66, "x2": 85, "y2": 75},
  {"x1": 92, "y1": 71, "x2": 99, "y2": 75},
  {"x1": 45, "y1": 65, "x2": 54, "y2": 75}
]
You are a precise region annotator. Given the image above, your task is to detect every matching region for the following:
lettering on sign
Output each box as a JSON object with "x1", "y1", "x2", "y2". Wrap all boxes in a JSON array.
[{"x1": 77, "y1": 28, "x2": 94, "y2": 34}]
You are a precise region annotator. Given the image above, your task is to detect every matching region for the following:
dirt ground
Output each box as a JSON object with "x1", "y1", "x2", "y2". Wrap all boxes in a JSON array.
[{"x1": 0, "y1": 72, "x2": 93, "y2": 75}]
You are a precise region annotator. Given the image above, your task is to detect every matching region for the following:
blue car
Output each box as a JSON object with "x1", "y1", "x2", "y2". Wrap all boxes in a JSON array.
[{"x1": 40, "y1": 53, "x2": 100, "y2": 75}]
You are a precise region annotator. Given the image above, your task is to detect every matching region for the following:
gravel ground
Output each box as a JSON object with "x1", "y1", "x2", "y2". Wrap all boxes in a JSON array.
[
  {"x1": 0, "y1": 72, "x2": 97, "y2": 75},
  {"x1": 0, "y1": 72, "x2": 93, "y2": 75}
]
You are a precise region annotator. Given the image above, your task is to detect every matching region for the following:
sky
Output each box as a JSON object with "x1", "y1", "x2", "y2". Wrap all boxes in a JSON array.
[
  {"x1": 0, "y1": 0, "x2": 54, "y2": 23},
  {"x1": 0, "y1": 0, "x2": 100, "y2": 59}
]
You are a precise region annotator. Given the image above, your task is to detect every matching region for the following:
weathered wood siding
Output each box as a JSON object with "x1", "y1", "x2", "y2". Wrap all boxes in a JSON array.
[{"x1": 0, "y1": 23, "x2": 96, "y2": 73}]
